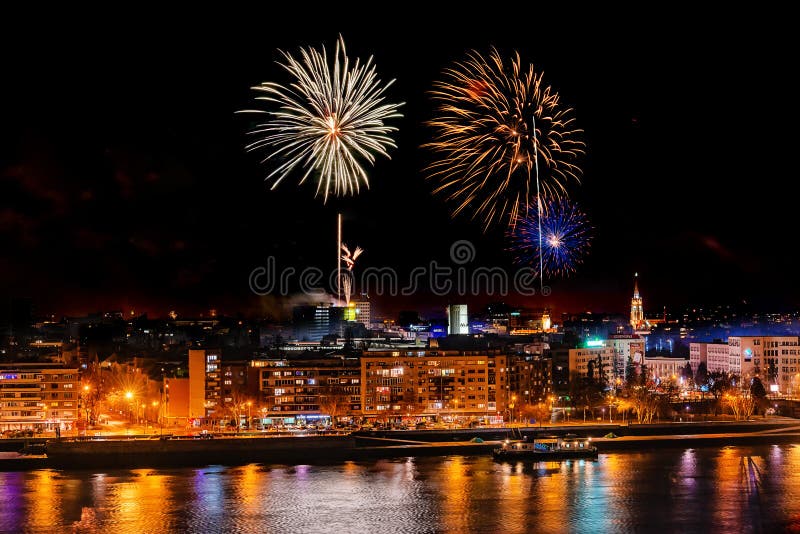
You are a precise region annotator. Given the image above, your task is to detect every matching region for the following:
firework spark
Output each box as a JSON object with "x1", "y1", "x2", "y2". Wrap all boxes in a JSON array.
[
  {"x1": 240, "y1": 37, "x2": 403, "y2": 201},
  {"x1": 425, "y1": 48, "x2": 584, "y2": 230},
  {"x1": 507, "y1": 198, "x2": 592, "y2": 277},
  {"x1": 341, "y1": 243, "x2": 363, "y2": 304}
]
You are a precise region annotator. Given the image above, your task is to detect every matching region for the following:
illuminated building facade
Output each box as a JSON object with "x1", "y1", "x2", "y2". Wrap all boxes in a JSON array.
[
  {"x1": 188, "y1": 348, "x2": 221, "y2": 419},
  {"x1": 689, "y1": 342, "x2": 729, "y2": 374},
  {"x1": 361, "y1": 349, "x2": 508, "y2": 421},
  {"x1": 630, "y1": 273, "x2": 645, "y2": 330},
  {"x1": 447, "y1": 304, "x2": 469, "y2": 335},
  {"x1": 568, "y1": 347, "x2": 615, "y2": 385},
  {"x1": 0, "y1": 363, "x2": 79, "y2": 431},
  {"x1": 258, "y1": 359, "x2": 362, "y2": 424},
  {"x1": 642, "y1": 356, "x2": 687, "y2": 382},
  {"x1": 507, "y1": 355, "x2": 553, "y2": 406},
  {"x1": 605, "y1": 335, "x2": 645, "y2": 381},
  {"x1": 730, "y1": 336, "x2": 800, "y2": 393}
]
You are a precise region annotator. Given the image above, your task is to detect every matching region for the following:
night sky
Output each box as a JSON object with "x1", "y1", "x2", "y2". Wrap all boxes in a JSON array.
[{"x1": 1, "y1": 9, "x2": 794, "y2": 320}]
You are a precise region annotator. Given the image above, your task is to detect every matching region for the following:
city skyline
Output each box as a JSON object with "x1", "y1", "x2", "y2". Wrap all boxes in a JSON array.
[{"x1": 1, "y1": 11, "x2": 793, "y2": 318}]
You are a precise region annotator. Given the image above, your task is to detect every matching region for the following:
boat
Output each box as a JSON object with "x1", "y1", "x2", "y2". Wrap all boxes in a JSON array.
[{"x1": 492, "y1": 433, "x2": 598, "y2": 461}]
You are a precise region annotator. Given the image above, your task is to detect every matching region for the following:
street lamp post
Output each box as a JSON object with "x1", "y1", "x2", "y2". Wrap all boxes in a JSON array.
[
  {"x1": 125, "y1": 391, "x2": 134, "y2": 423},
  {"x1": 247, "y1": 401, "x2": 252, "y2": 429}
]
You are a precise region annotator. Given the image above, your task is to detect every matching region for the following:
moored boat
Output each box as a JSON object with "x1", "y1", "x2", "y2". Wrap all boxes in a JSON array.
[{"x1": 492, "y1": 433, "x2": 598, "y2": 461}]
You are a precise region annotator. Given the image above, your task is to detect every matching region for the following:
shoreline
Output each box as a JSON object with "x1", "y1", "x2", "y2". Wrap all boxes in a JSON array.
[{"x1": 2, "y1": 420, "x2": 799, "y2": 471}]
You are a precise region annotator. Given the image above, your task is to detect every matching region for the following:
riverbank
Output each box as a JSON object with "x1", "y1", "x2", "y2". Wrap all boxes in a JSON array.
[{"x1": 2, "y1": 419, "x2": 800, "y2": 471}]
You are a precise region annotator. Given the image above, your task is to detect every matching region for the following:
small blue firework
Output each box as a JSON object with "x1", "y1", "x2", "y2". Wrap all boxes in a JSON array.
[{"x1": 508, "y1": 198, "x2": 592, "y2": 277}]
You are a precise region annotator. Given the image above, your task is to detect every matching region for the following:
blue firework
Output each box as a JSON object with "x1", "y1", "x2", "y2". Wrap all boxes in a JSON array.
[{"x1": 508, "y1": 199, "x2": 592, "y2": 277}]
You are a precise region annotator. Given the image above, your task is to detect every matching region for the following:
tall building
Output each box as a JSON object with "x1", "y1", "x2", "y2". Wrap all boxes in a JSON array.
[
  {"x1": 0, "y1": 363, "x2": 79, "y2": 431},
  {"x1": 507, "y1": 355, "x2": 553, "y2": 406},
  {"x1": 361, "y1": 349, "x2": 508, "y2": 422},
  {"x1": 293, "y1": 304, "x2": 331, "y2": 341},
  {"x1": 258, "y1": 359, "x2": 362, "y2": 425},
  {"x1": 448, "y1": 304, "x2": 469, "y2": 335},
  {"x1": 605, "y1": 335, "x2": 645, "y2": 381},
  {"x1": 188, "y1": 348, "x2": 221, "y2": 420},
  {"x1": 353, "y1": 298, "x2": 371, "y2": 327},
  {"x1": 630, "y1": 273, "x2": 645, "y2": 330}
]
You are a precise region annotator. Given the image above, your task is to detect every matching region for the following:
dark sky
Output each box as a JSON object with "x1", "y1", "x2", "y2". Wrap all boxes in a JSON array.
[{"x1": 0, "y1": 8, "x2": 795, "y2": 320}]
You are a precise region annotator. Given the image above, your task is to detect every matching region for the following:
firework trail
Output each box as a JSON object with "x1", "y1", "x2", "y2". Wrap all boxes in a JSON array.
[
  {"x1": 425, "y1": 48, "x2": 584, "y2": 231},
  {"x1": 341, "y1": 243, "x2": 363, "y2": 304},
  {"x1": 341, "y1": 243, "x2": 363, "y2": 271},
  {"x1": 240, "y1": 36, "x2": 403, "y2": 201},
  {"x1": 507, "y1": 198, "x2": 592, "y2": 278}
]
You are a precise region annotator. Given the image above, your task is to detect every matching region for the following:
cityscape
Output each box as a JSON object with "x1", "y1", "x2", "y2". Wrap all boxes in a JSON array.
[
  {"x1": 4, "y1": 277, "x2": 800, "y2": 436},
  {"x1": 1, "y1": 9, "x2": 795, "y2": 534}
]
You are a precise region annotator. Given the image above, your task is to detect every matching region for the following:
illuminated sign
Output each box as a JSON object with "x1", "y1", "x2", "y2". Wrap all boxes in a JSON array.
[
  {"x1": 770, "y1": 384, "x2": 780, "y2": 392},
  {"x1": 0, "y1": 374, "x2": 19, "y2": 380},
  {"x1": 586, "y1": 339, "x2": 604, "y2": 348},
  {"x1": 744, "y1": 348, "x2": 753, "y2": 361}
]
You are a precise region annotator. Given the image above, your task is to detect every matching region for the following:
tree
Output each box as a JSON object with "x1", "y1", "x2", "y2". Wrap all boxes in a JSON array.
[
  {"x1": 767, "y1": 361, "x2": 778, "y2": 386},
  {"x1": 695, "y1": 362, "x2": 708, "y2": 389},
  {"x1": 682, "y1": 362, "x2": 693, "y2": 382},
  {"x1": 625, "y1": 356, "x2": 638, "y2": 390},
  {"x1": 522, "y1": 403, "x2": 551, "y2": 427},
  {"x1": 318, "y1": 390, "x2": 351, "y2": 426},
  {"x1": 750, "y1": 377, "x2": 767, "y2": 416}
]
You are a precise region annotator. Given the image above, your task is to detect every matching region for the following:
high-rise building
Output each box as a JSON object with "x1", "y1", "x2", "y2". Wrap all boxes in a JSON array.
[
  {"x1": 448, "y1": 304, "x2": 469, "y2": 335},
  {"x1": 188, "y1": 348, "x2": 221, "y2": 420},
  {"x1": 353, "y1": 299, "x2": 371, "y2": 327},
  {"x1": 606, "y1": 335, "x2": 645, "y2": 382},
  {"x1": 630, "y1": 273, "x2": 645, "y2": 330},
  {"x1": 258, "y1": 359, "x2": 362, "y2": 425},
  {"x1": 507, "y1": 355, "x2": 553, "y2": 406},
  {"x1": 0, "y1": 363, "x2": 79, "y2": 431},
  {"x1": 361, "y1": 349, "x2": 508, "y2": 422},
  {"x1": 292, "y1": 304, "x2": 332, "y2": 341}
]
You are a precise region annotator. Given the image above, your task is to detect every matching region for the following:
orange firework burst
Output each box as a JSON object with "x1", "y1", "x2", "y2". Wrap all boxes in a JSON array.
[{"x1": 425, "y1": 48, "x2": 584, "y2": 231}]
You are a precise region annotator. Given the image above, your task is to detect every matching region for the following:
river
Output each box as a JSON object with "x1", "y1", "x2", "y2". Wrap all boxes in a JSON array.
[{"x1": 1, "y1": 445, "x2": 798, "y2": 533}]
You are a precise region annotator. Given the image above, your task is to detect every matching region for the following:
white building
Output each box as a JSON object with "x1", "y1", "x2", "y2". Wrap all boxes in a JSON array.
[
  {"x1": 642, "y1": 356, "x2": 687, "y2": 382},
  {"x1": 729, "y1": 336, "x2": 800, "y2": 394},
  {"x1": 690, "y1": 342, "x2": 729, "y2": 374},
  {"x1": 688, "y1": 337, "x2": 800, "y2": 394},
  {"x1": 353, "y1": 299, "x2": 371, "y2": 327},
  {"x1": 604, "y1": 335, "x2": 645, "y2": 382},
  {"x1": 447, "y1": 304, "x2": 469, "y2": 335},
  {"x1": 0, "y1": 363, "x2": 80, "y2": 431}
]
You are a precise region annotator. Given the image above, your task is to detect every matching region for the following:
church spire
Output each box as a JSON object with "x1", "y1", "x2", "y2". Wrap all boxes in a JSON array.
[{"x1": 630, "y1": 273, "x2": 644, "y2": 330}]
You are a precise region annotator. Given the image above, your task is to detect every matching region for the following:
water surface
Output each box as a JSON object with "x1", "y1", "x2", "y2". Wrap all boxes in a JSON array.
[{"x1": 2, "y1": 445, "x2": 798, "y2": 533}]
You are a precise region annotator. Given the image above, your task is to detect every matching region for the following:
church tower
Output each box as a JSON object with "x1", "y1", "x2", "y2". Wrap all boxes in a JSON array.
[{"x1": 630, "y1": 273, "x2": 644, "y2": 330}]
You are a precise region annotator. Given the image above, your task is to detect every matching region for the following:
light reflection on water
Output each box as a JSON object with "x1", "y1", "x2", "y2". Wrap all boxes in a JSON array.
[{"x1": 3, "y1": 446, "x2": 800, "y2": 533}]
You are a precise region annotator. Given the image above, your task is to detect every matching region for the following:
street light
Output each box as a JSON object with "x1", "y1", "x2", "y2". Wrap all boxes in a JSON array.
[
  {"x1": 125, "y1": 391, "x2": 134, "y2": 422},
  {"x1": 247, "y1": 401, "x2": 253, "y2": 429}
]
